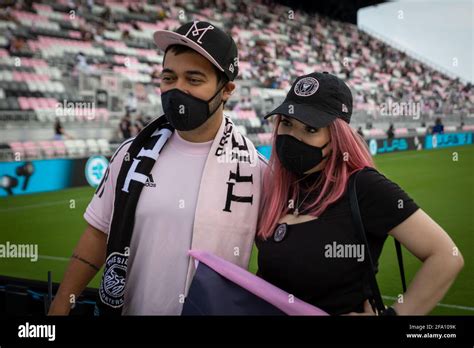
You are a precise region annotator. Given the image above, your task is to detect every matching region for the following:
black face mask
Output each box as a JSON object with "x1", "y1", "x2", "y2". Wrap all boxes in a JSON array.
[
  {"x1": 161, "y1": 85, "x2": 225, "y2": 131},
  {"x1": 276, "y1": 134, "x2": 329, "y2": 176}
]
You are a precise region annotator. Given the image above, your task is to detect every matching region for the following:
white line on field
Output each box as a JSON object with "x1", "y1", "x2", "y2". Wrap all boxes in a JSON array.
[
  {"x1": 0, "y1": 198, "x2": 89, "y2": 213},
  {"x1": 38, "y1": 255, "x2": 70, "y2": 262},
  {"x1": 382, "y1": 295, "x2": 474, "y2": 311},
  {"x1": 31, "y1": 256, "x2": 474, "y2": 312},
  {"x1": 376, "y1": 152, "x2": 429, "y2": 161}
]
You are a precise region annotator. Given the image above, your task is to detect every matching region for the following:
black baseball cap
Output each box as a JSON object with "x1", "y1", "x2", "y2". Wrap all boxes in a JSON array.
[
  {"x1": 264, "y1": 72, "x2": 353, "y2": 128},
  {"x1": 153, "y1": 21, "x2": 239, "y2": 81}
]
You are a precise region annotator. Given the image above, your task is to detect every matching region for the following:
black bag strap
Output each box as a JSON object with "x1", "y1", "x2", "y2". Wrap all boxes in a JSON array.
[
  {"x1": 395, "y1": 239, "x2": 407, "y2": 292},
  {"x1": 348, "y1": 167, "x2": 406, "y2": 314}
]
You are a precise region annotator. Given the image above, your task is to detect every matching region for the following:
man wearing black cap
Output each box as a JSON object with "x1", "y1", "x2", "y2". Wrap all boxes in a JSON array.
[
  {"x1": 49, "y1": 21, "x2": 267, "y2": 316},
  {"x1": 153, "y1": 20, "x2": 240, "y2": 139}
]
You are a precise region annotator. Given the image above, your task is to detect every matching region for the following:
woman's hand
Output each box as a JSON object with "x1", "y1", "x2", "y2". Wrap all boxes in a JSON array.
[{"x1": 341, "y1": 299, "x2": 376, "y2": 316}]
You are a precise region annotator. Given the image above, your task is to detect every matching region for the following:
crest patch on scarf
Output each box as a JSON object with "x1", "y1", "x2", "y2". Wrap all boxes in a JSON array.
[{"x1": 99, "y1": 251, "x2": 128, "y2": 308}]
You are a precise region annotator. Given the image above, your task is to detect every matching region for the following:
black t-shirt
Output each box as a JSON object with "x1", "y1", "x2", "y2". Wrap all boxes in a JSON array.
[{"x1": 255, "y1": 167, "x2": 419, "y2": 315}]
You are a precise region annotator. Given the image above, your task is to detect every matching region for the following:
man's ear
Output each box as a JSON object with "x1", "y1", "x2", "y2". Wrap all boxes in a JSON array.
[{"x1": 222, "y1": 81, "x2": 236, "y2": 102}]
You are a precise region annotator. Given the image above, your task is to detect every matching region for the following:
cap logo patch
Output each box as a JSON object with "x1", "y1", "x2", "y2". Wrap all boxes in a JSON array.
[
  {"x1": 184, "y1": 21, "x2": 215, "y2": 45},
  {"x1": 342, "y1": 103, "x2": 348, "y2": 113},
  {"x1": 294, "y1": 77, "x2": 319, "y2": 97}
]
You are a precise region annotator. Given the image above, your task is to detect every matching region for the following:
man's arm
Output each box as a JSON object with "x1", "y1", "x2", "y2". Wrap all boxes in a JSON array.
[{"x1": 48, "y1": 224, "x2": 107, "y2": 315}]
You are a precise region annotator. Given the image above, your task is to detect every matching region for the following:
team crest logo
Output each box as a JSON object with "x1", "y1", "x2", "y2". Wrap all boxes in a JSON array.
[
  {"x1": 85, "y1": 155, "x2": 109, "y2": 188},
  {"x1": 99, "y1": 251, "x2": 128, "y2": 308},
  {"x1": 184, "y1": 21, "x2": 214, "y2": 44},
  {"x1": 294, "y1": 77, "x2": 319, "y2": 97}
]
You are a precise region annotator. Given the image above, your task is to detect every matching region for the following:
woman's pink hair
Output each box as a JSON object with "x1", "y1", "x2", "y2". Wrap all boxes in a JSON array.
[{"x1": 257, "y1": 116, "x2": 375, "y2": 240}]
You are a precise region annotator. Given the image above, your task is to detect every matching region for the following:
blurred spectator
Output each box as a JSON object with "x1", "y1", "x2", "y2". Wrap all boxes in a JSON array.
[
  {"x1": 126, "y1": 92, "x2": 138, "y2": 114},
  {"x1": 93, "y1": 24, "x2": 105, "y2": 43},
  {"x1": 386, "y1": 123, "x2": 395, "y2": 140},
  {"x1": 54, "y1": 118, "x2": 73, "y2": 140},
  {"x1": 122, "y1": 30, "x2": 131, "y2": 41},
  {"x1": 134, "y1": 114, "x2": 146, "y2": 134},
  {"x1": 7, "y1": 34, "x2": 27, "y2": 54},
  {"x1": 432, "y1": 118, "x2": 444, "y2": 134},
  {"x1": 357, "y1": 126, "x2": 364, "y2": 139},
  {"x1": 119, "y1": 114, "x2": 132, "y2": 139},
  {"x1": 74, "y1": 52, "x2": 95, "y2": 75},
  {"x1": 233, "y1": 97, "x2": 252, "y2": 112},
  {"x1": 151, "y1": 67, "x2": 161, "y2": 83},
  {"x1": 0, "y1": 7, "x2": 18, "y2": 23},
  {"x1": 66, "y1": 0, "x2": 77, "y2": 10},
  {"x1": 86, "y1": 0, "x2": 94, "y2": 12}
]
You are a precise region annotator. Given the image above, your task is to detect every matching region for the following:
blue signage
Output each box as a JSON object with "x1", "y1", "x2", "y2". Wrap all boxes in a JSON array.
[{"x1": 425, "y1": 132, "x2": 473, "y2": 149}]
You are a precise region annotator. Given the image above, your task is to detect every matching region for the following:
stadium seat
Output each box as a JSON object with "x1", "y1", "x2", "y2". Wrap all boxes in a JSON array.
[
  {"x1": 8, "y1": 142, "x2": 26, "y2": 160},
  {"x1": 97, "y1": 139, "x2": 111, "y2": 155},
  {"x1": 236, "y1": 125, "x2": 247, "y2": 136},
  {"x1": 22, "y1": 141, "x2": 40, "y2": 159},
  {"x1": 86, "y1": 139, "x2": 100, "y2": 155},
  {"x1": 64, "y1": 140, "x2": 79, "y2": 157},
  {"x1": 0, "y1": 143, "x2": 12, "y2": 161},
  {"x1": 75, "y1": 140, "x2": 87, "y2": 157},
  {"x1": 38, "y1": 140, "x2": 55, "y2": 158},
  {"x1": 51, "y1": 140, "x2": 67, "y2": 157},
  {"x1": 394, "y1": 128, "x2": 408, "y2": 136}
]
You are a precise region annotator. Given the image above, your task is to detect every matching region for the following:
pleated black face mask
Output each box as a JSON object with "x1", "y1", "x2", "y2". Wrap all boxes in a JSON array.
[
  {"x1": 161, "y1": 86, "x2": 224, "y2": 131},
  {"x1": 276, "y1": 134, "x2": 329, "y2": 176}
]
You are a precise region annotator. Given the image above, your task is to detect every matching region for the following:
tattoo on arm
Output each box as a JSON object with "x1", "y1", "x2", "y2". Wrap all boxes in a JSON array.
[{"x1": 72, "y1": 253, "x2": 100, "y2": 271}]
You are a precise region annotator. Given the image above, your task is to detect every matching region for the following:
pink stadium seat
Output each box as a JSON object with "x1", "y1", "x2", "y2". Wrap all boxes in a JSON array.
[
  {"x1": 18, "y1": 97, "x2": 30, "y2": 110},
  {"x1": 47, "y1": 99, "x2": 58, "y2": 109},
  {"x1": 9, "y1": 142, "x2": 25, "y2": 160},
  {"x1": 136, "y1": 48, "x2": 155, "y2": 57},
  {"x1": 86, "y1": 108, "x2": 97, "y2": 121},
  {"x1": 368, "y1": 129, "x2": 385, "y2": 137},
  {"x1": 32, "y1": 98, "x2": 44, "y2": 110},
  {"x1": 13, "y1": 71, "x2": 22, "y2": 81},
  {"x1": 22, "y1": 141, "x2": 40, "y2": 159},
  {"x1": 38, "y1": 141, "x2": 55, "y2": 158},
  {"x1": 395, "y1": 128, "x2": 409, "y2": 136},
  {"x1": 248, "y1": 110, "x2": 257, "y2": 119},
  {"x1": 69, "y1": 31, "x2": 82, "y2": 39},
  {"x1": 51, "y1": 140, "x2": 67, "y2": 157},
  {"x1": 96, "y1": 108, "x2": 110, "y2": 122},
  {"x1": 33, "y1": 3, "x2": 52, "y2": 12}
]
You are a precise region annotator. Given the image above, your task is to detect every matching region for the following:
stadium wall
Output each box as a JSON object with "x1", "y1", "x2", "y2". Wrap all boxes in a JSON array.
[{"x1": 1, "y1": 132, "x2": 472, "y2": 198}]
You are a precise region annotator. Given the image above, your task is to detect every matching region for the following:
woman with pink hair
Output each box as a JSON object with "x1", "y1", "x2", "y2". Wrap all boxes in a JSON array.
[{"x1": 256, "y1": 72, "x2": 464, "y2": 316}]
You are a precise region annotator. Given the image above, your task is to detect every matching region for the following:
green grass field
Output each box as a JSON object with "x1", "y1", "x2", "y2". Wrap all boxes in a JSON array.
[{"x1": 0, "y1": 145, "x2": 473, "y2": 315}]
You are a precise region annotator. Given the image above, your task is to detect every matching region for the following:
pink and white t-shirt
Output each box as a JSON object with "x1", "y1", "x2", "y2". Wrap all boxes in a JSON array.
[{"x1": 84, "y1": 130, "x2": 267, "y2": 315}]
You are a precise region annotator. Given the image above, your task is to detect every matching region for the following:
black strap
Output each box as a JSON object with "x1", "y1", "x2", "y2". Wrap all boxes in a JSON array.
[
  {"x1": 395, "y1": 239, "x2": 407, "y2": 292},
  {"x1": 348, "y1": 167, "x2": 406, "y2": 314}
]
